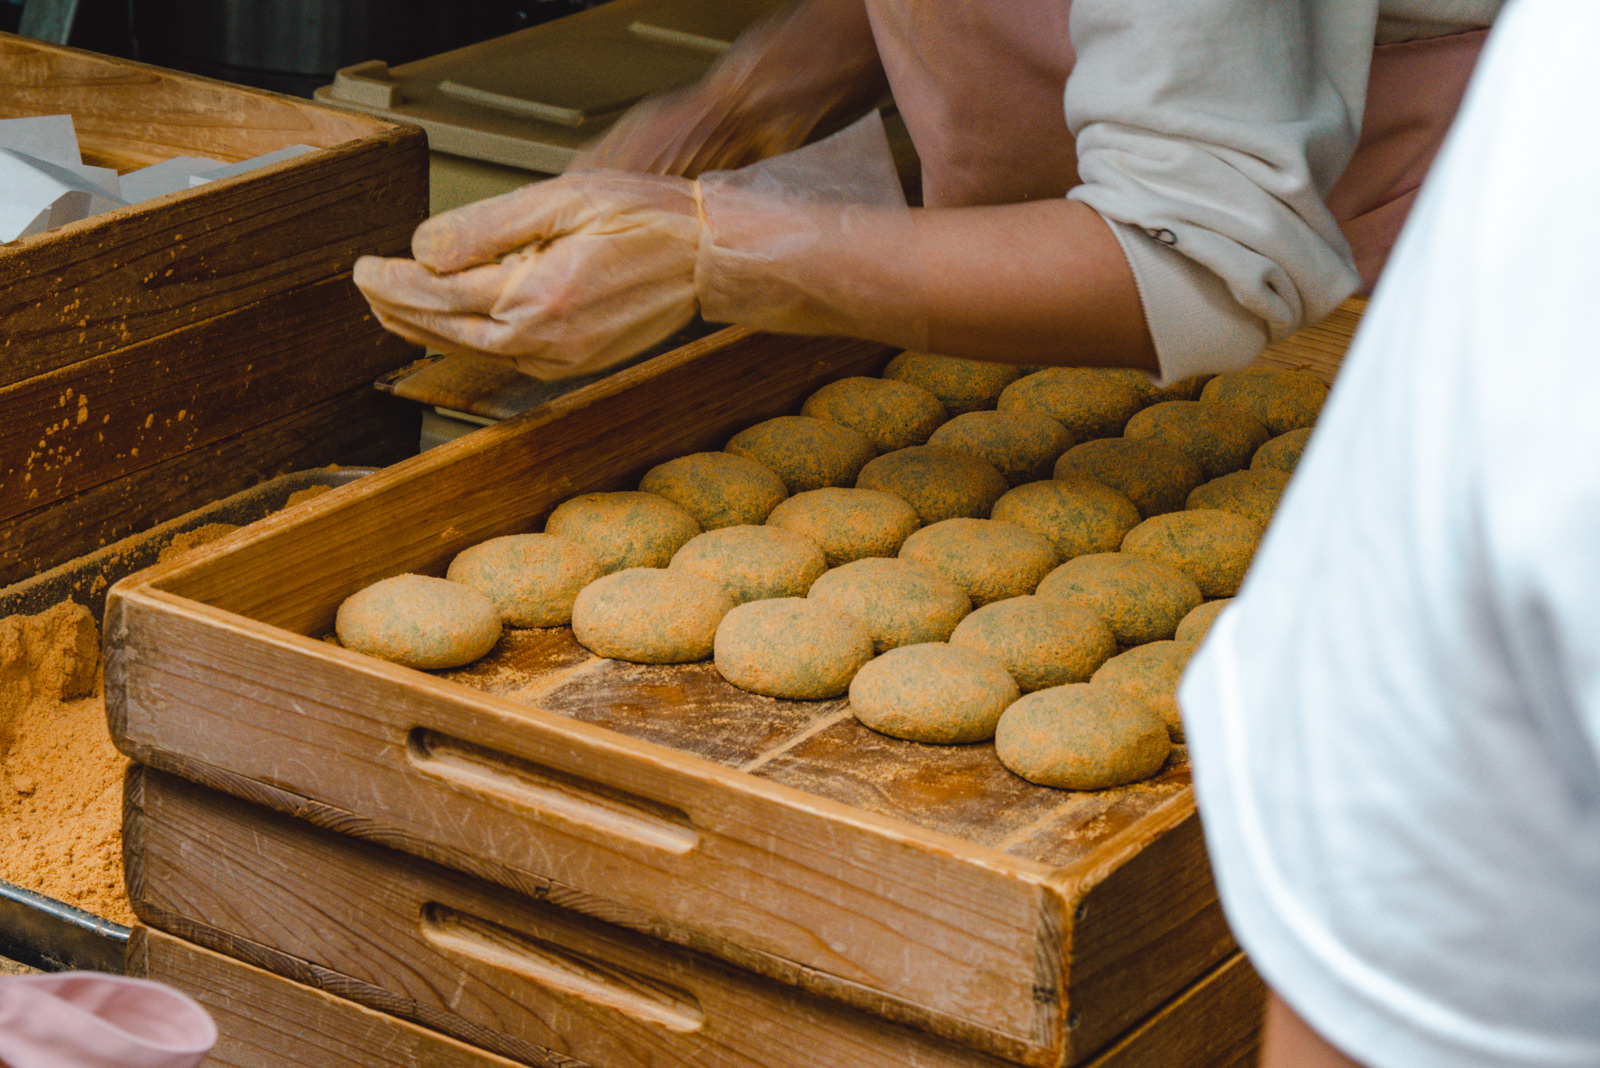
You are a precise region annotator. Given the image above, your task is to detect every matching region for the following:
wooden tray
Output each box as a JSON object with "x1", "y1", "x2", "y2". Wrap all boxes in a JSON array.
[
  {"x1": 0, "y1": 33, "x2": 426, "y2": 587},
  {"x1": 106, "y1": 313, "x2": 1355, "y2": 1066},
  {"x1": 126, "y1": 766, "x2": 1265, "y2": 1068}
]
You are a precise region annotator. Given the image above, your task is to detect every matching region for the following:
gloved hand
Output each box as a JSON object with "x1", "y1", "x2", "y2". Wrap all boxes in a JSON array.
[
  {"x1": 355, "y1": 112, "x2": 925, "y2": 380},
  {"x1": 353, "y1": 171, "x2": 703, "y2": 380}
]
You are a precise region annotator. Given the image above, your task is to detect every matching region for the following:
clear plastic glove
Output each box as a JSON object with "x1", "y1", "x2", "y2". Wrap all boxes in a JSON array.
[
  {"x1": 695, "y1": 110, "x2": 929, "y2": 352},
  {"x1": 353, "y1": 172, "x2": 703, "y2": 380},
  {"x1": 569, "y1": 0, "x2": 888, "y2": 178},
  {"x1": 0, "y1": 972, "x2": 216, "y2": 1068}
]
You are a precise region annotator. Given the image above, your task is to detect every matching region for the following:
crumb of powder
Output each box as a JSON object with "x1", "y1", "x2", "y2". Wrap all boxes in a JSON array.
[{"x1": 156, "y1": 522, "x2": 241, "y2": 563}]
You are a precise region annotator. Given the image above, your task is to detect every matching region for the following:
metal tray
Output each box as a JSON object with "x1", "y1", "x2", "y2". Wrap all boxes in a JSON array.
[{"x1": 0, "y1": 466, "x2": 374, "y2": 973}]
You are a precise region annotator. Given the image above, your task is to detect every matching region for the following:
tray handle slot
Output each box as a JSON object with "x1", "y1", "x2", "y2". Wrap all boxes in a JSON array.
[
  {"x1": 406, "y1": 729, "x2": 700, "y2": 855},
  {"x1": 420, "y1": 903, "x2": 706, "y2": 1033}
]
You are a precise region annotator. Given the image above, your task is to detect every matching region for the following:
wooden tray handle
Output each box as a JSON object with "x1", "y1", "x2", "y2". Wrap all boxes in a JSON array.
[
  {"x1": 405, "y1": 729, "x2": 701, "y2": 855},
  {"x1": 419, "y1": 903, "x2": 707, "y2": 1033}
]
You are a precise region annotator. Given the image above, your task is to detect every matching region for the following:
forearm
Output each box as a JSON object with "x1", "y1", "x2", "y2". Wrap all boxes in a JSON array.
[
  {"x1": 698, "y1": 193, "x2": 1158, "y2": 373},
  {"x1": 1260, "y1": 993, "x2": 1367, "y2": 1068}
]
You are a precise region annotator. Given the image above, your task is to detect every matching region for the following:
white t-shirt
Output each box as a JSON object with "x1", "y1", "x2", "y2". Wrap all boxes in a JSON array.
[{"x1": 1180, "y1": 1, "x2": 1600, "y2": 1065}]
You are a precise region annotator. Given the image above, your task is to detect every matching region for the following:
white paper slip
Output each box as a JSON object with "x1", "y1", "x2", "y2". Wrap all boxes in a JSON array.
[
  {"x1": 188, "y1": 144, "x2": 318, "y2": 186},
  {"x1": 0, "y1": 147, "x2": 128, "y2": 242},
  {"x1": 120, "y1": 156, "x2": 228, "y2": 203}
]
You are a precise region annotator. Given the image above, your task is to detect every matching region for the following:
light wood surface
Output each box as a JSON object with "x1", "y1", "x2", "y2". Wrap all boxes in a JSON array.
[
  {"x1": 107, "y1": 307, "x2": 1357, "y2": 1065},
  {"x1": 127, "y1": 767, "x2": 1263, "y2": 1068}
]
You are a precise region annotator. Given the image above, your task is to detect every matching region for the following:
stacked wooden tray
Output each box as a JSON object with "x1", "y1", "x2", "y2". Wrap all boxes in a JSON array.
[
  {"x1": 106, "y1": 312, "x2": 1359, "y2": 1065},
  {"x1": 0, "y1": 33, "x2": 426, "y2": 587}
]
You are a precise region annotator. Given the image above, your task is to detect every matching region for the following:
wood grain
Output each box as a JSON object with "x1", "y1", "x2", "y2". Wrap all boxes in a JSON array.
[{"x1": 0, "y1": 383, "x2": 418, "y2": 588}]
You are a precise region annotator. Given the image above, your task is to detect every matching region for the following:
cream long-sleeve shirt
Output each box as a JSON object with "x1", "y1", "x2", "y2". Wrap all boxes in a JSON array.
[{"x1": 1065, "y1": 0, "x2": 1502, "y2": 382}]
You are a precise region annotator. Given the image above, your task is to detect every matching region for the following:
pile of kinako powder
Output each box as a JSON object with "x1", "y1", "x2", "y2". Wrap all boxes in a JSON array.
[{"x1": 0, "y1": 601, "x2": 134, "y2": 925}]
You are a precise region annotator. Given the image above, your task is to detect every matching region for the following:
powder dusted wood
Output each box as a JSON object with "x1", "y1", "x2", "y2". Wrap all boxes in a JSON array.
[
  {"x1": 764, "y1": 487, "x2": 921, "y2": 568},
  {"x1": 570, "y1": 567, "x2": 734, "y2": 663},
  {"x1": 898, "y1": 518, "x2": 1060, "y2": 608},
  {"x1": 926, "y1": 410, "x2": 1076, "y2": 486},
  {"x1": 1200, "y1": 368, "x2": 1328, "y2": 435},
  {"x1": 1251, "y1": 427, "x2": 1314, "y2": 474},
  {"x1": 639, "y1": 451, "x2": 789, "y2": 530},
  {"x1": 849, "y1": 642, "x2": 1019, "y2": 743},
  {"x1": 881, "y1": 351, "x2": 1022, "y2": 416},
  {"x1": 807, "y1": 557, "x2": 971, "y2": 653},
  {"x1": 997, "y1": 367, "x2": 1146, "y2": 441},
  {"x1": 990, "y1": 477, "x2": 1141, "y2": 561},
  {"x1": 446, "y1": 533, "x2": 602, "y2": 628},
  {"x1": 724, "y1": 415, "x2": 876, "y2": 493},
  {"x1": 335, "y1": 574, "x2": 503, "y2": 670},
  {"x1": 1123, "y1": 401, "x2": 1272, "y2": 480},
  {"x1": 1186, "y1": 469, "x2": 1291, "y2": 531},
  {"x1": 1036, "y1": 553, "x2": 1202, "y2": 646},
  {"x1": 155, "y1": 522, "x2": 240, "y2": 563},
  {"x1": 994, "y1": 684, "x2": 1171, "y2": 791},
  {"x1": 669, "y1": 525, "x2": 827, "y2": 605},
  {"x1": 1121, "y1": 509, "x2": 1263, "y2": 599},
  {"x1": 949, "y1": 594, "x2": 1117, "y2": 693},
  {"x1": 1176, "y1": 598, "x2": 1233, "y2": 643},
  {"x1": 545, "y1": 491, "x2": 702, "y2": 573},
  {"x1": 855, "y1": 445, "x2": 1009, "y2": 524},
  {"x1": 1052, "y1": 437, "x2": 1205, "y2": 518},
  {"x1": 1092, "y1": 640, "x2": 1201, "y2": 741},
  {"x1": 800, "y1": 376, "x2": 948, "y2": 453},
  {"x1": 713, "y1": 598, "x2": 875, "y2": 699}
]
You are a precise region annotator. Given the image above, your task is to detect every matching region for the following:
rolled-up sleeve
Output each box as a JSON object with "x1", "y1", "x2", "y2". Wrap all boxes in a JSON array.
[{"x1": 1065, "y1": 0, "x2": 1377, "y2": 382}]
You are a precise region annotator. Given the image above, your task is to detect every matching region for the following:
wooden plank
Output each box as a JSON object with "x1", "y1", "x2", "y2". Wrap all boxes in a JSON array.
[
  {"x1": 0, "y1": 274, "x2": 415, "y2": 523},
  {"x1": 126, "y1": 766, "x2": 1020, "y2": 1068},
  {"x1": 0, "y1": 122, "x2": 426, "y2": 386},
  {"x1": 1253, "y1": 298, "x2": 1365, "y2": 386},
  {"x1": 1079, "y1": 954, "x2": 1264, "y2": 1068},
  {"x1": 0, "y1": 383, "x2": 417, "y2": 588},
  {"x1": 129, "y1": 928, "x2": 543, "y2": 1068},
  {"x1": 0, "y1": 34, "x2": 382, "y2": 168}
]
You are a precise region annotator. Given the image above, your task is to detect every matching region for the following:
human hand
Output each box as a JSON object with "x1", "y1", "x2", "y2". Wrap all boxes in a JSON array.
[{"x1": 353, "y1": 172, "x2": 703, "y2": 380}]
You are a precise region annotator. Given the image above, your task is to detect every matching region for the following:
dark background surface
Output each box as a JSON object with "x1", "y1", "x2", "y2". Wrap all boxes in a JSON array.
[{"x1": 3, "y1": 0, "x2": 605, "y2": 97}]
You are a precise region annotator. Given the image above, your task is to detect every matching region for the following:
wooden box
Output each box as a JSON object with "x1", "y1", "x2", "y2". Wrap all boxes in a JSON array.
[
  {"x1": 126, "y1": 765, "x2": 1266, "y2": 1068},
  {"x1": 105, "y1": 312, "x2": 1356, "y2": 1067},
  {"x1": 0, "y1": 33, "x2": 427, "y2": 587}
]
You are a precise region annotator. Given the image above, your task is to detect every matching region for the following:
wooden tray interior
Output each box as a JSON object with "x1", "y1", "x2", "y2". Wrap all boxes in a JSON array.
[{"x1": 1, "y1": 32, "x2": 390, "y2": 171}]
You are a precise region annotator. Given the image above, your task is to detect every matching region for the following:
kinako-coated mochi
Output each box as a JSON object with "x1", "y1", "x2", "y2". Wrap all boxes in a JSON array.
[
  {"x1": 882, "y1": 350, "x2": 1023, "y2": 415},
  {"x1": 668, "y1": 525, "x2": 828, "y2": 605},
  {"x1": 639, "y1": 451, "x2": 789, "y2": 530},
  {"x1": 1052, "y1": 437, "x2": 1205, "y2": 518},
  {"x1": 1175, "y1": 598, "x2": 1232, "y2": 643},
  {"x1": 1200, "y1": 368, "x2": 1328, "y2": 435},
  {"x1": 801, "y1": 375, "x2": 949, "y2": 453},
  {"x1": 544, "y1": 491, "x2": 701, "y2": 573},
  {"x1": 996, "y1": 367, "x2": 1147, "y2": 441},
  {"x1": 446, "y1": 533, "x2": 602, "y2": 628},
  {"x1": 570, "y1": 567, "x2": 734, "y2": 664},
  {"x1": 1035, "y1": 552, "x2": 1202, "y2": 646},
  {"x1": 989, "y1": 478, "x2": 1141, "y2": 562},
  {"x1": 926, "y1": 409, "x2": 1077, "y2": 486},
  {"x1": 807, "y1": 556, "x2": 972, "y2": 653},
  {"x1": 713, "y1": 597, "x2": 875, "y2": 700},
  {"x1": 898, "y1": 518, "x2": 1060, "y2": 608},
  {"x1": 764, "y1": 487, "x2": 921, "y2": 568},
  {"x1": 948, "y1": 594, "x2": 1117, "y2": 693},
  {"x1": 336, "y1": 573, "x2": 502, "y2": 671},
  {"x1": 993, "y1": 684, "x2": 1172, "y2": 791},
  {"x1": 1186, "y1": 468, "x2": 1291, "y2": 531},
  {"x1": 1251, "y1": 427, "x2": 1314, "y2": 474},
  {"x1": 1121, "y1": 508, "x2": 1262, "y2": 599},
  {"x1": 855, "y1": 445, "x2": 1009, "y2": 525},
  {"x1": 1091, "y1": 639, "x2": 1201, "y2": 741},
  {"x1": 724, "y1": 415, "x2": 877, "y2": 494},
  {"x1": 1122, "y1": 400, "x2": 1272, "y2": 480},
  {"x1": 849, "y1": 642, "x2": 1020, "y2": 744}
]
